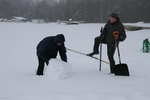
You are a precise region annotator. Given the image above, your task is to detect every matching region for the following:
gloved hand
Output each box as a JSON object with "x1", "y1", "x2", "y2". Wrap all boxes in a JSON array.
[
  {"x1": 46, "y1": 61, "x2": 49, "y2": 66},
  {"x1": 118, "y1": 36, "x2": 124, "y2": 42}
]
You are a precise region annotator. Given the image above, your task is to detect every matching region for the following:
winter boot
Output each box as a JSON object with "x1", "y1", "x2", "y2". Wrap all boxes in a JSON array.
[{"x1": 87, "y1": 52, "x2": 99, "y2": 56}]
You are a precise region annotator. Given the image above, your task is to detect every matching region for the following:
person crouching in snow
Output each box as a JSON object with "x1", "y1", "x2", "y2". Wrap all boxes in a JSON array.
[{"x1": 36, "y1": 34, "x2": 67, "y2": 75}]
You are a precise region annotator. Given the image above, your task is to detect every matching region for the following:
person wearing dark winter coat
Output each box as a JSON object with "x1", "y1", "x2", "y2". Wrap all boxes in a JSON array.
[
  {"x1": 88, "y1": 13, "x2": 126, "y2": 73},
  {"x1": 36, "y1": 34, "x2": 67, "y2": 75}
]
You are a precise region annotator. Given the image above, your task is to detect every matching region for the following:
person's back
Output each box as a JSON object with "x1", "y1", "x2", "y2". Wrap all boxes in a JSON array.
[{"x1": 36, "y1": 34, "x2": 67, "y2": 75}]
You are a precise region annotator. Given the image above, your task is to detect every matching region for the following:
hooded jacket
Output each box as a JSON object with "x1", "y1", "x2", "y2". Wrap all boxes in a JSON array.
[
  {"x1": 101, "y1": 20, "x2": 126, "y2": 45},
  {"x1": 36, "y1": 34, "x2": 67, "y2": 62}
]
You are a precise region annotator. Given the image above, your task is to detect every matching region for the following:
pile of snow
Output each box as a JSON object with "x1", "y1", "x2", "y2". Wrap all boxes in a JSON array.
[
  {"x1": 44, "y1": 59, "x2": 71, "y2": 80},
  {"x1": 134, "y1": 22, "x2": 144, "y2": 25},
  {"x1": 124, "y1": 22, "x2": 150, "y2": 29}
]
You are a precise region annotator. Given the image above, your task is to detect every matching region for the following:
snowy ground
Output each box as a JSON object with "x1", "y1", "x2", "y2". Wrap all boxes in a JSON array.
[{"x1": 0, "y1": 22, "x2": 150, "y2": 100}]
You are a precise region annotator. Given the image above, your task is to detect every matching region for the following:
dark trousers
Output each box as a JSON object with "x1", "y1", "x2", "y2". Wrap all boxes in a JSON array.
[
  {"x1": 93, "y1": 36, "x2": 106, "y2": 53},
  {"x1": 107, "y1": 45, "x2": 116, "y2": 73},
  {"x1": 36, "y1": 57, "x2": 44, "y2": 75},
  {"x1": 93, "y1": 36, "x2": 116, "y2": 73}
]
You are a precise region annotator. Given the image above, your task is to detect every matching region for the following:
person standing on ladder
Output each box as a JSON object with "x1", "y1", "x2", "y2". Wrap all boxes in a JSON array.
[{"x1": 87, "y1": 13, "x2": 126, "y2": 74}]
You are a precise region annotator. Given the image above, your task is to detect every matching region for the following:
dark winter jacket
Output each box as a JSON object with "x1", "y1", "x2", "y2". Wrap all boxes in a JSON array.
[
  {"x1": 101, "y1": 20, "x2": 126, "y2": 45},
  {"x1": 36, "y1": 34, "x2": 67, "y2": 62}
]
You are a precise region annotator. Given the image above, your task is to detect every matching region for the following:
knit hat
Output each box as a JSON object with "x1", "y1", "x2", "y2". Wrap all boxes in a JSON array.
[{"x1": 109, "y1": 13, "x2": 119, "y2": 19}]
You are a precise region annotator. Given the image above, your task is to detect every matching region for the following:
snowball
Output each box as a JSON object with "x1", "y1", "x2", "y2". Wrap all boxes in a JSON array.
[{"x1": 44, "y1": 59, "x2": 71, "y2": 80}]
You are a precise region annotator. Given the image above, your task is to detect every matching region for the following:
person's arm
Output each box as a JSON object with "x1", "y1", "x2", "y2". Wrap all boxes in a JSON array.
[
  {"x1": 148, "y1": 40, "x2": 150, "y2": 45},
  {"x1": 118, "y1": 24, "x2": 126, "y2": 42},
  {"x1": 59, "y1": 44, "x2": 67, "y2": 62},
  {"x1": 100, "y1": 23, "x2": 107, "y2": 39}
]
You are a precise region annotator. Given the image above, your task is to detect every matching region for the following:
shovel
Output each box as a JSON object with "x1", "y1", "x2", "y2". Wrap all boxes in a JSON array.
[{"x1": 113, "y1": 31, "x2": 130, "y2": 76}]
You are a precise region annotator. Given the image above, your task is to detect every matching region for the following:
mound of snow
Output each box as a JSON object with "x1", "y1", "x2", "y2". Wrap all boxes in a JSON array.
[
  {"x1": 45, "y1": 59, "x2": 71, "y2": 80},
  {"x1": 135, "y1": 22, "x2": 144, "y2": 25}
]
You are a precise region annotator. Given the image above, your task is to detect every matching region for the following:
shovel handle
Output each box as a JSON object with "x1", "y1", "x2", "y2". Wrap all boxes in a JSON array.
[{"x1": 117, "y1": 44, "x2": 122, "y2": 64}]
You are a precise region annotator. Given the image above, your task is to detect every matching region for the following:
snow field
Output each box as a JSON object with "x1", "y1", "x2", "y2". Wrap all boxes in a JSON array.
[{"x1": 0, "y1": 22, "x2": 150, "y2": 100}]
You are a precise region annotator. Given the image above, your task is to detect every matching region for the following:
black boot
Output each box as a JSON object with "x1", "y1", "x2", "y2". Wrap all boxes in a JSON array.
[
  {"x1": 36, "y1": 67, "x2": 44, "y2": 76},
  {"x1": 110, "y1": 65, "x2": 115, "y2": 74},
  {"x1": 87, "y1": 52, "x2": 99, "y2": 56}
]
